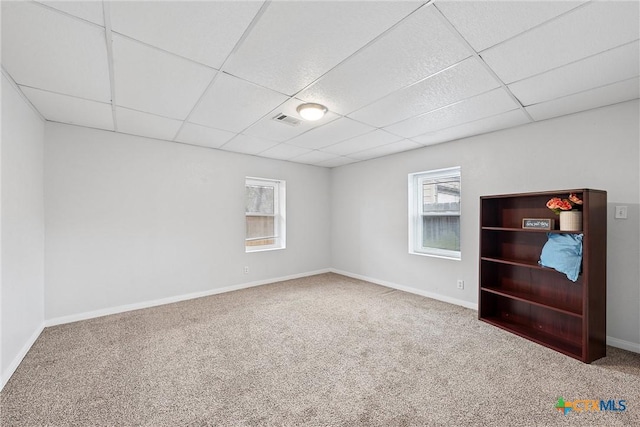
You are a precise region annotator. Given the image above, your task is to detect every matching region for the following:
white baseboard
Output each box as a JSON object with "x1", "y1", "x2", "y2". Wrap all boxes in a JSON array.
[
  {"x1": 606, "y1": 336, "x2": 640, "y2": 353},
  {"x1": 1, "y1": 322, "x2": 45, "y2": 392},
  {"x1": 45, "y1": 269, "x2": 331, "y2": 327},
  {"x1": 6, "y1": 267, "x2": 636, "y2": 394},
  {"x1": 331, "y1": 269, "x2": 640, "y2": 354},
  {"x1": 330, "y1": 268, "x2": 478, "y2": 310}
]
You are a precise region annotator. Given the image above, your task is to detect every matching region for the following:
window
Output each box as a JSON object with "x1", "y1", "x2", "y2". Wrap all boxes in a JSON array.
[
  {"x1": 245, "y1": 177, "x2": 286, "y2": 252},
  {"x1": 408, "y1": 167, "x2": 461, "y2": 260}
]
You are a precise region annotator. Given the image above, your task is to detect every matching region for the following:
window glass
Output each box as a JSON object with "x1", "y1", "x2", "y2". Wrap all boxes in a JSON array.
[{"x1": 409, "y1": 167, "x2": 461, "y2": 259}]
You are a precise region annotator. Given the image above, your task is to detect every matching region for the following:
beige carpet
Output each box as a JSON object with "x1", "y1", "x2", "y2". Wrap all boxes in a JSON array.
[{"x1": 1, "y1": 273, "x2": 639, "y2": 426}]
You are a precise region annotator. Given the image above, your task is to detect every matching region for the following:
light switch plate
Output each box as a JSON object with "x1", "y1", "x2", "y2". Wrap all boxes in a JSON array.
[{"x1": 615, "y1": 206, "x2": 628, "y2": 219}]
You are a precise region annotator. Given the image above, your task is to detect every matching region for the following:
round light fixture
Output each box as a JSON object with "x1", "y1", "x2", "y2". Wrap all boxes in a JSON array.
[{"x1": 296, "y1": 103, "x2": 328, "y2": 121}]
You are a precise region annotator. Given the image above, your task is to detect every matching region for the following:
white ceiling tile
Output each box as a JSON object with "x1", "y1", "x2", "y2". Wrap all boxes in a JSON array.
[
  {"x1": 525, "y1": 78, "x2": 640, "y2": 122},
  {"x1": 20, "y1": 86, "x2": 114, "y2": 131},
  {"x1": 1, "y1": 1, "x2": 111, "y2": 101},
  {"x1": 411, "y1": 109, "x2": 531, "y2": 146},
  {"x1": 286, "y1": 117, "x2": 375, "y2": 149},
  {"x1": 258, "y1": 144, "x2": 312, "y2": 161},
  {"x1": 189, "y1": 73, "x2": 289, "y2": 133},
  {"x1": 113, "y1": 35, "x2": 216, "y2": 120},
  {"x1": 349, "y1": 139, "x2": 422, "y2": 161},
  {"x1": 115, "y1": 107, "x2": 183, "y2": 141},
  {"x1": 175, "y1": 123, "x2": 235, "y2": 149},
  {"x1": 297, "y1": 5, "x2": 470, "y2": 115},
  {"x1": 385, "y1": 88, "x2": 520, "y2": 138},
  {"x1": 482, "y1": 1, "x2": 640, "y2": 83},
  {"x1": 37, "y1": 1, "x2": 105, "y2": 26},
  {"x1": 322, "y1": 129, "x2": 402, "y2": 156},
  {"x1": 509, "y1": 41, "x2": 640, "y2": 106},
  {"x1": 316, "y1": 157, "x2": 359, "y2": 168},
  {"x1": 242, "y1": 98, "x2": 340, "y2": 142},
  {"x1": 220, "y1": 134, "x2": 279, "y2": 156},
  {"x1": 349, "y1": 57, "x2": 500, "y2": 127},
  {"x1": 290, "y1": 150, "x2": 339, "y2": 165},
  {"x1": 435, "y1": 0, "x2": 586, "y2": 52},
  {"x1": 109, "y1": 1, "x2": 263, "y2": 69},
  {"x1": 224, "y1": 1, "x2": 422, "y2": 95}
]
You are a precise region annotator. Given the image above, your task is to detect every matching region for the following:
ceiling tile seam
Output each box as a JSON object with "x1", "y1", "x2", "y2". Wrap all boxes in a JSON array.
[
  {"x1": 523, "y1": 76, "x2": 640, "y2": 108},
  {"x1": 176, "y1": 120, "x2": 241, "y2": 136},
  {"x1": 32, "y1": 0, "x2": 105, "y2": 29},
  {"x1": 407, "y1": 107, "x2": 523, "y2": 143},
  {"x1": 286, "y1": 149, "x2": 335, "y2": 162},
  {"x1": 44, "y1": 119, "x2": 113, "y2": 133},
  {"x1": 14, "y1": 84, "x2": 113, "y2": 105},
  {"x1": 253, "y1": 142, "x2": 290, "y2": 156},
  {"x1": 218, "y1": 70, "x2": 291, "y2": 98},
  {"x1": 116, "y1": 105, "x2": 186, "y2": 122},
  {"x1": 316, "y1": 129, "x2": 392, "y2": 154},
  {"x1": 220, "y1": 100, "x2": 347, "y2": 151},
  {"x1": 212, "y1": 2, "x2": 433, "y2": 147},
  {"x1": 272, "y1": 122, "x2": 359, "y2": 149},
  {"x1": 431, "y1": 6, "x2": 534, "y2": 123},
  {"x1": 171, "y1": 0, "x2": 273, "y2": 142},
  {"x1": 216, "y1": 0, "x2": 434, "y2": 149},
  {"x1": 462, "y1": 0, "x2": 593, "y2": 54},
  {"x1": 287, "y1": 1, "x2": 434, "y2": 99},
  {"x1": 504, "y1": 38, "x2": 640, "y2": 88},
  {"x1": 102, "y1": 1, "x2": 118, "y2": 132},
  {"x1": 169, "y1": 72, "x2": 221, "y2": 141},
  {"x1": 373, "y1": 85, "x2": 509, "y2": 133},
  {"x1": 338, "y1": 139, "x2": 410, "y2": 159},
  {"x1": 275, "y1": 113, "x2": 372, "y2": 146},
  {"x1": 168, "y1": 139, "x2": 229, "y2": 153},
  {"x1": 520, "y1": 74, "x2": 640, "y2": 108},
  {"x1": 342, "y1": 55, "x2": 475, "y2": 119},
  {"x1": 272, "y1": 105, "x2": 417, "y2": 147},
  {"x1": 220, "y1": 1, "x2": 273, "y2": 69},
  {"x1": 1, "y1": 66, "x2": 46, "y2": 122},
  {"x1": 420, "y1": 119, "x2": 532, "y2": 148},
  {"x1": 109, "y1": 32, "x2": 219, "y2": 73}
]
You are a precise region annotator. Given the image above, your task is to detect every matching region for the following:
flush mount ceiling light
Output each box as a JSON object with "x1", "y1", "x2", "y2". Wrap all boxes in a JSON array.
[{"x1": 296, "y1": 103, "x2": 328, "y2": 121}]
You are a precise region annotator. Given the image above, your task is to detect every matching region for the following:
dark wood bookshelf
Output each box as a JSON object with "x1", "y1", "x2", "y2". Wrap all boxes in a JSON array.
[{"x1": 479, "y1": 189, "x2": 607, "y2": 363}]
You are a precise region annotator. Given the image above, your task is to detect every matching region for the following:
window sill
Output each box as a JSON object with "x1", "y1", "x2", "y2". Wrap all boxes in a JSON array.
[
  {"x1": 409, "y1": 250, "x2": 461, "y2": 261},
  {"x1": 246, "y1": 246, "x2": 286, "y2": 253}
]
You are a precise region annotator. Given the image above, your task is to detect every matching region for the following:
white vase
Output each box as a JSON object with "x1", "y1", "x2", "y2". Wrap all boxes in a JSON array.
[{"x1": 560, "y1": 211, "x2": 582, "y2": 231}]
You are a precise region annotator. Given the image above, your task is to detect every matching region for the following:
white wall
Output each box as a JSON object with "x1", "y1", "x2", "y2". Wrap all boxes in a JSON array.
[
  {"x1": 44, "y1": 123, "x2": 331, "y2": 321},
  {"x1": 331, "y1": 100, "x2": 640, "y2": 350},
  {"x1": 1, "y1": 74, "x2": 46, "y2": 388}
]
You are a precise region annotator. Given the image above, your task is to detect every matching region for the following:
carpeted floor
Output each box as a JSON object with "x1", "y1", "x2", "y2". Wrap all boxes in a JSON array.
[{"x1": 1, "y1": 273, "x2": 639, "y2": 426}]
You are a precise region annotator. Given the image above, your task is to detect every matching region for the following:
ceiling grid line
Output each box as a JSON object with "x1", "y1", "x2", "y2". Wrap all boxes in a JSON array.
[
  {"x1": 1, "y1": 65, "x2": 46, "y2": 121},
  {"x1": 525, "y1": 75, "x2": 640, "y2": 108},
  {"x1": 286, "y1": 1, "x2": 433, "y2": 100},
  {"x1": 2, "y1": 0, "x2": 638, "y2": 167},
  {"x1": 218, "y1": 1, "x2": 432, "y2": 158},
  {"x1": 101, "y1": 0, "x2": 118, "y2": 132},
  {"x1": 431, "y1": 3, "x2": 534, "y2": 123},
  {"x1": 32, "y1": 0, "x2": 105, "y2": 29},
  {"x1": 172, "y1": 0, "x2": 274, "y2": 143},
  {"x1": 504, "y1": 37, "x2": 640, "y2": 89}
]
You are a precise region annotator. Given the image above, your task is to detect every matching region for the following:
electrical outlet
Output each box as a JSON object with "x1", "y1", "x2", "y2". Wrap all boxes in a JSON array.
[
  {"x1": 243, "y1": 266, "x2": 249, "y2": 274},
  {"x1": 615, "y1": 206, "x2": 628, "y2": 219},
  {"x1": 457, "y1": 279, "x2": 464, "y2": 290}
]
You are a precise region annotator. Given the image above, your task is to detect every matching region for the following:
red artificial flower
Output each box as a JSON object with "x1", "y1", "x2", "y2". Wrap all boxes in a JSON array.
[
  {"x1": 569, "y1": 193, "x2": 583, "y2": 205},
  {"x1": 547, "y1": 195, "x2": 576, "y2": 214}
]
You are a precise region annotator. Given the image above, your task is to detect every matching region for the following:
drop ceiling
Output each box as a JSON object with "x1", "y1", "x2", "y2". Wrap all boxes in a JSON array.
[{"x1": 2, "y1": 0, "x2": 639, "y2": 168}]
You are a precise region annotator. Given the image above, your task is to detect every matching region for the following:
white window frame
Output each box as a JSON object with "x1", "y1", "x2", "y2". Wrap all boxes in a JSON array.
[
  {"x1": 245, "y1": 177, "x2": 286, "y2": 253},
  {"x1": 408, "y1": 166, "x2": 461, "y2": 260}
]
